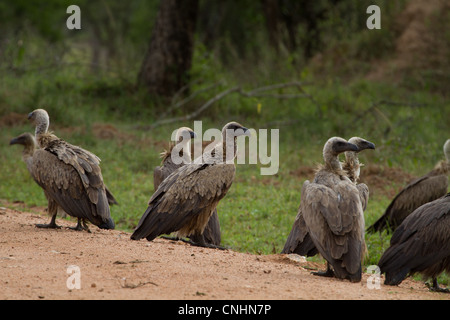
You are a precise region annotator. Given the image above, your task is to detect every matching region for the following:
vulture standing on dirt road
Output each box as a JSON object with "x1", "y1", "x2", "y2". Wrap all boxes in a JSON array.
[
  {"x1": 10, "y1": 132, "x2": 118, "y2": 220},
  {"x1": 282, "y1": 137, "x2": 375, "y2": 257},
  {"x1": 367, "y1": 139, "x2": 450, "y2": 233},
  {"x1": 10, "y1": 132, "x2": 63, "y2": 223},
  {"x1": 26, "y1": 109, "x2": 115, "y2": 231},
  {"x1": 131, "y1": 122, "x2": 251, "y2": 249},
  {"x1": 153, "y1": 127, "x2": 221, "y2": 246},
  {"x1": 300, "y1": 137, "x2": 366, "y2": 282},
  {"x1": 378, "y1": 193, "x2": 450, "y2": 293}
]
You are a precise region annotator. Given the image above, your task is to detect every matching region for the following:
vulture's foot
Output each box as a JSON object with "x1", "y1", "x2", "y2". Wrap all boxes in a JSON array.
[
  {"x1": 160, "y1": 235, "x2": 181, "y2": 242},
  {"x1": 312, "y1": 265, "x2": 335, "y2": 278},
  {"x1": 67, "y1": 219, "x2": 91, "y2": 233},
  {"x1": 36, "y1": 214, "x2": 60, "y2": 229},
  {"x1": 427, "y1": 279, "x2": 450, "y2": 293},
  {"x1": 189, "y1": 240, "x2": 228, "y2": 250},
  {"x1": 35, "y1": 222, "x2": 61, "y2": 229}
]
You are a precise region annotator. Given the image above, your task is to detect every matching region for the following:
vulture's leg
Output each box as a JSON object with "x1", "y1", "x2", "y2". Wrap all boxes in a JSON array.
[
  {"x1": 82, "y1": 219, "x2": 91, "y2": 233},
  {"x1": 36, "y1": 200, "x2": 61, "y2": 229},
  {"x1": 36, "y1": 212, "x2": 60, "y2": 229},
  {"x1": 312, "y1": 262, "x2": 335, "y2": 278},
  {"x1": 68, "y1": 218, "x2": 90, "y2": 232},
  {"x1": 189, "y1": 233, "x2": 228, "y2": 250},
  {"x1": 160, "y1": 235, "x2": 181, "y2": 241},
  {"x1": 427, "y1": 278, "x2": 450, "y2": 293}
]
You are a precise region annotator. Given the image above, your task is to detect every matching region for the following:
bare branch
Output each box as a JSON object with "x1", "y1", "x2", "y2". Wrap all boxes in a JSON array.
[
  {"x1": 143, "y1": 86, "x2": 240, "y2": 129},
  {"x1": 242, "y1": 93, "x2": 309, "y2": 99},
  {"x1": 170, "y1": 78, "x2": 202, "y2": 106},
  {"x1": 162, "y1": 81, "x2": 225, "y2": 118},
  {"x1": 142, "y1": 81, "x2": 317, "y2": 130},
  {"x1": 246, "y1": 81, "x2": 312, "y2": 94}
]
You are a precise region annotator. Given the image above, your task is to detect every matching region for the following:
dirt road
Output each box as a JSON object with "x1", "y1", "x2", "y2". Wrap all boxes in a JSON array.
[{"x1": 0, "y1": 206, "x2": 448, "y2": 300}]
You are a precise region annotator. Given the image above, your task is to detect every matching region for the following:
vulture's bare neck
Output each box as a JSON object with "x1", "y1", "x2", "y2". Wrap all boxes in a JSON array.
[
  {"x1": 439, "y1": 142, "x2": 450, "y2": 174},
  {"x1": 444, "y1": 139, "x2": 450, "y2": 163},
  {"x1": 34, "y1": 115, "x2": 53, "y2": 148},
  {"x1": 181, "y1": 141, "x2": 192, "y2": 163},
  {"x1": 35, "y1": 120, "x2": 49, "y2": 137},
  {"x1": 324, "y1": 151, "x2": 345, "y2": 176},
  {"x1": 221, "y1": 134, "x2": 238, "y2": 163},
  {"x1": 22, "y1": 144, "x2": 35, "y2": 165}
]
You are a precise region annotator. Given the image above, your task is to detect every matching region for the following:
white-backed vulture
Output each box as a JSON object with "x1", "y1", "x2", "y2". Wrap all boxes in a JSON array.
[
  {"x1": 367, "y1": 139, "x2": 450, "y2": 233},
  {"x1": 282, "y1": 137, "x2": 375, "y2": 258},
  {"x1": 131, "y1": 122, "x2": 251, "y2": 249},
  {"x1": 300, "y1": 137, "x2": 365, "y2": 282},
  {"x1": 26, "y1": 109, "x2": 115, "y2": 231},
  {"x1": 378, "y1": 193, "x2": 450, "y2": 293},
  {"x1": 9, "y1": 133, "x2": 59, "y2": 220},
  {"x1": 153, "y1": 127, "x2": 221, "y2": 246},
  {"x1": 10, "y1": 132, "x2": 118, "y2": 221}
]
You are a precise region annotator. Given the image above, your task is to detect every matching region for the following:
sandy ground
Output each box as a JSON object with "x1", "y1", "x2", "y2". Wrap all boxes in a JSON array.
[{"x1": 0, "y1": 206, "x2": 448, "y2": 301}]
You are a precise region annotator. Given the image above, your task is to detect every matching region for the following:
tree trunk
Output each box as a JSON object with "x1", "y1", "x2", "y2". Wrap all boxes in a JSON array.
[
  {"x1": 261, "y1": 0, "x2": 281, "y2": 53},
  {"x1": 137, "y1": 0, "x2": 199, "y2": 97}
]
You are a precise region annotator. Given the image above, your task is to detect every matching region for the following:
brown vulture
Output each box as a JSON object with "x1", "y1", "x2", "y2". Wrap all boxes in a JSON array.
[
  {"x1": 282, "y1": 137, "x2": 375, "y2": 259},
  {"x1": 131, "y1": 122, "x2": 250, "y2": 249},
  {"x1": 299, "y1": 137, "x2": 365, "y2": 282},
  {"x1": 378, "y1": 193, "x2": 450, "y2": 293},
  {"x1": 26, "y1": 109, "x2": 115, "y2": 231},
  {"x1": 367, "y1": 139, "x2": 449, "y2": 233},
  {"x1": 153, "y1": 127, "x2": 221, "y2": 246},
  {"x1": 10, "y1": 132, "x2": 118, "y2": 221}
]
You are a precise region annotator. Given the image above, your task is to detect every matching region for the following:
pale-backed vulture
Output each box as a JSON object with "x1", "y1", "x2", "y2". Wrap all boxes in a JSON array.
[
  {"x1": 367, "y1": 139, "x2": 450, "y2": 233},
  {"x1": 282, "y1": 137, "x2": 375, "y2": 258},
  {"x1": 26, "y1": 109, "x2": 115, "y2": 231},
  {"x1": 378, "y1": 193, "x2": 450, "y2": 293},
  {"x1": 10, "y1": 132, "x2": 118, "y2": 221},
  {"x1": 10, "y1": 133, "x2": 64, "y2": 222},
  {"x1": 131, "y1": 122, "x2": 250, "y2": 249},
  {"x1": 300, "y1": 137, "x2": 365, "y2": 282},
  {"x1": 153, "y1": 127, "x2": 221, "y2": 246}
]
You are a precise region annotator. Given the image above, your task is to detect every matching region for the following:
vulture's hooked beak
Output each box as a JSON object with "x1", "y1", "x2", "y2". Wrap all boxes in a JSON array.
[
  {"x1": 333, "y1": 141, "x2": 359, "y2": 154},
  {"x1": 339, "y1": 142, "x2": 359, "y2": 153},
  {"x1": 242, "y1": 127, "x2": 251, "y2": 137},
  {"x1": 355, "y1": 141, "x2": 376, "y2": 152},
  {"x1": 27, "y1": 112, "x2": 34, "y2": 120},
  {"x1": 190, "y1": 131, "x2": 197, "y2": 139},
  {"x1": 9, "y1": 137, "x2": 20, "y2": 145},
  {"x1": 366, "y1": 141, "x2": 376, "y2": 150}
]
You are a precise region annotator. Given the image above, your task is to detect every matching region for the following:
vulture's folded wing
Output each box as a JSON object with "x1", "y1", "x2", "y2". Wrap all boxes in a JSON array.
[{"x1": 131, "y1": 163, "x2": 235, "y2": 241}]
